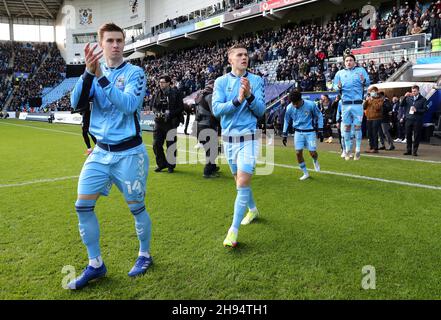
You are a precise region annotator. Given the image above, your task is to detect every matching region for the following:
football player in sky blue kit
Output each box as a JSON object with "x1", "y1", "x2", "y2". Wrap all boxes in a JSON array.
[
  {"x1": 282, "y1": 90, "x2": 324, "y2": 180},
  {"x1": 212, "y1": 44, "x2": 265, "y2": 248},
  {"x1": 332, "y1": 49, "x2": 370, "y2": 161},
  {"x1": 67, "y1": 23, "x2": 151, "y2": 289}
]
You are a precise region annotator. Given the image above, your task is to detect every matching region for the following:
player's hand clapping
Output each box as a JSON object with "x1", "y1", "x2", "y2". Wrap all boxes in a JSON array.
[{"x1": 84, "y1": 43, "x2": 103, "y2": 77}]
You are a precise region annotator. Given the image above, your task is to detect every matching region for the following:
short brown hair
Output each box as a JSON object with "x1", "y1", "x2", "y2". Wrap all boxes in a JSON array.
[
  {"x1": 412, "y1": 85, "x2": 420, "y2": 91},
  {"x1": 288, "y1": 89, "x2": 302, "y2": 104},
  {"x1": 98, "y1": 23, "x2": 125, "y2": 42},
  {"x1": 369, "y1": 86, "x2": 379, "y2": 92},
  {"x1": 227, "y1": 43, "x2": 247, "y2": 56}
]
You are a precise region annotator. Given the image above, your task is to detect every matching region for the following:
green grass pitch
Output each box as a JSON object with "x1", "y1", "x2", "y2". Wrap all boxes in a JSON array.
[{"x1": 1, "y1": 119, "x2": 441, "y2": 299}]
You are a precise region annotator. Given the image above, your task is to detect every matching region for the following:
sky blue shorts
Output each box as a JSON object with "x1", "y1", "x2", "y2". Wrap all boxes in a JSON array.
[
  {"x1": 77, "y1": 144, "x2": 149, "y2": 202},
  {"x1": 342, "y1": 104, "x2": 363, "y2": 126},
  {"x1": 223, "y1": 138, "x2": 259, "y2": 175},
  {"x1": 294, "y1": 131, "x2": 317, "y2": 152}
]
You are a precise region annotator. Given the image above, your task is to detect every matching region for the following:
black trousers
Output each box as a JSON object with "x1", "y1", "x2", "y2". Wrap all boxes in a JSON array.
[
  {"x1": 82, "y1": 122, "x2": 96, "y2": 149},
  {"x1": 366, "y1": 120, "x2": 381, "y2": 150},
  {"x1": 153, "y1": 125, "x2": 177, "y2": 169},
  {"x1": 323, "y1": 119, "x2": 333, "y2": 138},
  {"x1": 198, "y1": 124, "x2": 219, "y2": 175},
  {"x1": 184, "y1": 110, "x2": 191, "y2": 134},
  {"x1": 405, "y1": 119, "x2": 423, "y2": 153},
  {"x1": 367, "y1": 119, "x2": 382, "y2": 150},
  {"x1": 397, "y1": 120, "x2": 406, "y2": 140}
]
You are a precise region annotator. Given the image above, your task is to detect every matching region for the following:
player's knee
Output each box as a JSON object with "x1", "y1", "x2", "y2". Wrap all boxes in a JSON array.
[
  {"x1": 127, "y1": 201, "x2": 146, "y2": 216},
  {"x1": 75, "y1": 196, "x2": 98, "y2": 214},
  {"x1": 344, "y1": 126, "x2": 351, "y2": 132},
  {"x1": 78, "y1": 194, "x2": 100, "y2": 201},
  {"x1": 354, "y1": 126, "x2": 361, "y2": 130},
  {"x1": 236, "y1": 173, "x2": 251, "y2": 188}
]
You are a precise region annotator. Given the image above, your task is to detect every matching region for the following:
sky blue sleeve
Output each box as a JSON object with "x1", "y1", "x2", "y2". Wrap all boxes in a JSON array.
[
  {"x1": 282, "y1": 105, "x2": 292, "y2": 135},
  {"x1": 71, "y1": 70, "x2": 95, "y2": 110},
  {"x1": 332, "y1": 72, "x2": 341, "y2": 91},
  {"x1": 247, "y1": 77, "x2": 266, "y2": 117},
  {"x1": 313, "y1": 104, "x2": 324, "y2": 129},
  {"x1": 97, "y1": 68, "x2": 146, "y2": 115},
  {"x1": 362, "y1": 68, "x2": 370, "y2": 87},
  {"x1": 212, "y1": 77, "x2": 239, "y2": 118},
  {"x1": 336, "y1": 102, "x2": 342, "y2": 122}
]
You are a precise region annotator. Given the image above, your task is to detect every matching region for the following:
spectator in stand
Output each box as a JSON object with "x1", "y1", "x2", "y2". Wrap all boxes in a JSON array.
[{"x1": 370, "y1": 23, "x2": 379, "y2": 40}]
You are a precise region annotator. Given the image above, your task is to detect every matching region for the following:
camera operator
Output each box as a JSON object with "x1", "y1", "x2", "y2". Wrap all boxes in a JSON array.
[
  {"x1": 151, "y1": 75, "x2": 184, "y2": 173},
  {"x1": 195, "y1": 80, "x2": 220, "y2": 178}
]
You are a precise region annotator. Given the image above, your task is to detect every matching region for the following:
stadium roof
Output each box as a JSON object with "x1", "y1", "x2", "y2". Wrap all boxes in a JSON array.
[{"x1": 0, "y1": 0, "x2": 62, "y2": 19}]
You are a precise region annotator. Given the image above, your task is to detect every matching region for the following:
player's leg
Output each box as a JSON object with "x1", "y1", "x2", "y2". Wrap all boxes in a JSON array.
[
  {"x1": 338, "y1": 125, "x2": 346, "y2": 157},
  {"x1": 239, "y1": 139, "x2": 259, "y2": 226},
  {"x1": 307, "y1": 132, "x2": 320, "y2": 172},
  {"x1": 294, "y1": 132, "x2": 309, "y2": 180},
  {"x1": 223, "y1": 139, "x2": 258, "y2": 247},
  {"x1": 67, "y1": 153, "x2": 111, "y2": 289},
  {"x1": 342, "y1": 105, "x2": 353, "y2": 158},
  {"x1": 353, "y1": 106, "x2": 364, "y2": 160},
  {"x1": 112, "y1": 145, "x2": 153, "y2": 276}
]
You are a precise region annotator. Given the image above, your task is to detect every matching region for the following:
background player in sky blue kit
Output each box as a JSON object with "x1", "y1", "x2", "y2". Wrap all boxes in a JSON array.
[
  {"x1": 212, "y1": 44, "x2": 265, "y2": 248},
  {"x1": 282, "y1": 90, "x2": 324, "y2": 180},
  {"x1": 67, "y1": 23, "x2": 152, "y2": 289},
  {"x1": 332, "y1": 49, "x2": 370, "y2": 161}
]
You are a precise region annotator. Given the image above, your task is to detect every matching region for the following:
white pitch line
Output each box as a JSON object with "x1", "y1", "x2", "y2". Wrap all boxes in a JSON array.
[
  {"x1": 0, "y1": 176, "x2": 79, "y2": 188},
  {"x1": 265, "y1": 162, "x2": 441, "y2": 191},
  {"x1": 167, "y1": 147, "x2": 441, "y2": 191},
  {"x1": 328, "y1": 150, "x2": 441, "y2": 164},
  {"x1": 1, "y1": 121, "x2": 440, "y2": 191},
  {"x1": 0, "y1": 121, "x2": 82, "y2": 136},
  {"x1": 0, "y1": 166, "x2": 160, "y2": 188}
]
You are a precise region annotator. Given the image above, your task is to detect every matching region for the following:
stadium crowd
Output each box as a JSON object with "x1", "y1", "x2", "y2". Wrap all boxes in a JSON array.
[
  {"x1": 2, "y1": 1, "x2": 440, "y2": 116},
  {"x1": 8, "y1": 43, "x2": 65, "y2": 111},
  {"x1": 150, "y1": 0, "x2": 263, "y2": 36}
]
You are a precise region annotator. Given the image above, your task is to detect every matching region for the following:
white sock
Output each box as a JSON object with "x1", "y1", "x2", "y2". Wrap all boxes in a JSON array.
[
  {"x1": 229, "y1": 227, "x2": 238, "y2": 234},
  {"x1": 139, "y1": 251, "x2": 150, "y2": 258},
  {"x1": 89, "y1": 256, "x2": 103, "y2": 268},
  {"x1": 249, "y1": 207, "x2": 257, "y2": 213}
]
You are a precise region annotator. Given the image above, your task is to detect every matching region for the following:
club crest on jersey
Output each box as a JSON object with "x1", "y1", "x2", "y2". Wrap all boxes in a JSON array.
[{"x1": 116, "y1": 76, "x2": 125, "y2": 90}]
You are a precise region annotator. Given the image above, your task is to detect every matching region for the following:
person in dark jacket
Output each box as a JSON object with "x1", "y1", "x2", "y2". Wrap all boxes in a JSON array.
[
  {"x1": 394, "y1": 96, "x2": 407, "y2": 143},
  {"x1": 319, "y1": 94, "x2": 334, "y2": 143},
  {"x1": 401, "y1": 85, "x2": 428, "y2": 156},
  {"x1": 195, "y1": 80, "x2": 220, "y2": 178},
  {"x1": 378, "y1": 92, "x2": 395, "y2": 150},
  {"x1": 151, "y1": 75, "x2": 184, "y2": 172}
]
